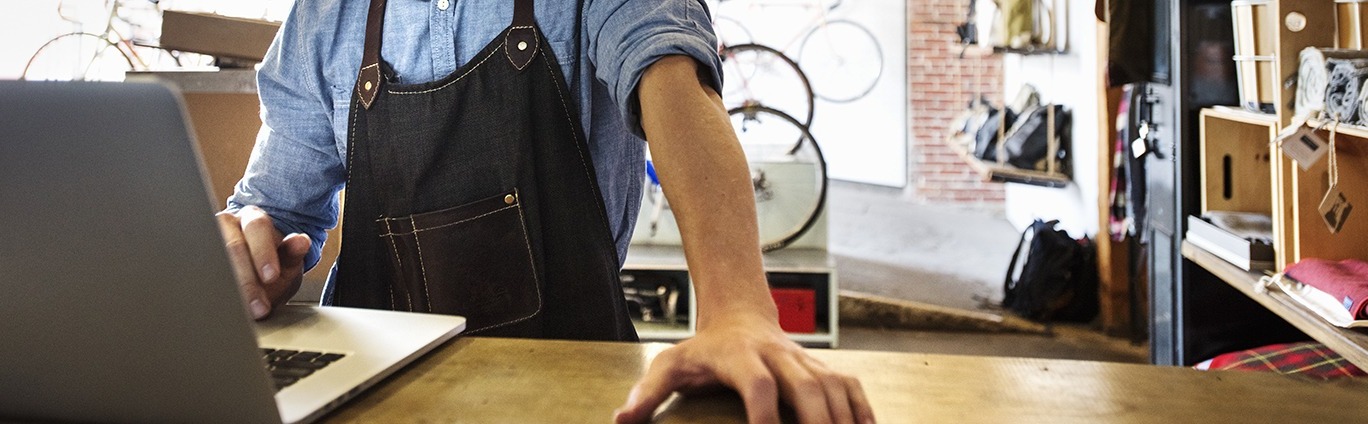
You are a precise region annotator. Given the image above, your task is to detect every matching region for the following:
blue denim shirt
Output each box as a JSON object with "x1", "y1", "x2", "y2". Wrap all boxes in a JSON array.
[{"x1": 226, "y1": 0, "x2": 721, "y2": 272}]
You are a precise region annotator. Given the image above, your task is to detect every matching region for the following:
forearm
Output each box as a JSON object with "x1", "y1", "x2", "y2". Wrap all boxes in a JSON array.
[{"x1": 637, "y1": 55, "x2": 778, "y2": 329}]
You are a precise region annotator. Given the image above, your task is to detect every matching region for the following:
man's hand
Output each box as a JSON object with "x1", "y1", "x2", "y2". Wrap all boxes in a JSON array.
[
  {"x1": 614, "y1": 313, "x2": 874, "y2": 424},
  {"x1": 628, "y1": 55, "x2": 876, "y2": 423},
  {"x1": 214, "y1": 205, "x2": 311, "y2": 319}
]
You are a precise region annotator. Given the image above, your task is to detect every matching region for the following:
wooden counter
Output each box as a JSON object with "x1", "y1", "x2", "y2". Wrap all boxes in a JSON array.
[{"x1": 325, "y1": 337, "x2": 1368, "y2": 423}]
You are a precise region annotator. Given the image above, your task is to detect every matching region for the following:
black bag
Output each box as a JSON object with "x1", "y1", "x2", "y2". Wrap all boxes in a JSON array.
[
  {"x1": 1002, "y1": 104, "x2": 1071, "y2": 171},
  {"x1": 974, "y1": 107, "x2": 1017, "y2": 161},
  {"x1": 1001, "y1": 219, "x2": 1098, "y2": 322}
]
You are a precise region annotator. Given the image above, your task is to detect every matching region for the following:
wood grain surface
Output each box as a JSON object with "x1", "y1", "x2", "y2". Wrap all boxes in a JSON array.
[{"x1": 323, "y1": 337, "x2": 1368, "y2": 423}]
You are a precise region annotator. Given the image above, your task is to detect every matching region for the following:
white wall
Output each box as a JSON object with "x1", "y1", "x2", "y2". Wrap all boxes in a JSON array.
[
  {"x1": 713, "y1": 0, "x2": 908, "y2": 187},
  {"x1": 1002, "y1": 0, "x2": 1101, "y2": 239}
]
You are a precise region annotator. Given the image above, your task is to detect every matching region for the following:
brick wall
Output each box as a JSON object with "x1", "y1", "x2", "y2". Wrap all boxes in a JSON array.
[{"x1": 907, "y1": 0, "x2": 1004, "y2": 204}]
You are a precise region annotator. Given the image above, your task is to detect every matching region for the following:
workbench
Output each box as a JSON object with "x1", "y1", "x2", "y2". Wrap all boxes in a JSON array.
[{"x1": 323, "y1": 337, "x2": 1368, "y2": 423}]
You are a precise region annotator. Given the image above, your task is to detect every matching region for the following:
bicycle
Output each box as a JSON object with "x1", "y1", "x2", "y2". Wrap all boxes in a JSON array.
[
  {"x1": 640, "y1": 103, "x2": 828, "y2": 252},
  {"x1": 714, "y1": 0, "x2": 884, "y2": 104},
  {"x1": 719, "y1": 44, "x2": 815, "y2": 145},
  {"x1": 22, "y1": 0, "x2": 198, "y2": 81},
  {"x1": 731, "y1": 104, "x2": 828, "y2": 252}
]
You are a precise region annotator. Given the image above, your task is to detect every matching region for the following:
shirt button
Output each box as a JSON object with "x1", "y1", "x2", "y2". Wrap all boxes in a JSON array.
[{"x1": 437, "y1": 0, "x2": 449, "y2": 10}]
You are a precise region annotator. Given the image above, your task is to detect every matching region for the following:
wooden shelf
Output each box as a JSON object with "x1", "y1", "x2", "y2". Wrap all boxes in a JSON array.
[
  {"x1": 1308, "y1": 119, "x2": 1368, "y2": 140},
  {"x1": 1204, "y1": 106, "x2": 1278, "y2": 127},
  {"x1": 632, "y1": 320, "x2": 693, "y2": 341},
  {"x1": 626, "y1": 244, "x2": 835, "y2": 273},
  {"x1": 943, "y1": 137, "x2": 1072, "y2": 188},
  {"x1": 1182, "y1": 241, "x2": 1368, "y2": 370}
]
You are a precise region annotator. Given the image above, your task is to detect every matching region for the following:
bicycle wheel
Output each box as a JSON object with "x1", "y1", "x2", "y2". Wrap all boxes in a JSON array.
[
  {"x1": 21, "y1": 32, "x2": 135, "y2": 81},
  {"x1": 720, "y1": 44, "x2": 815, "y2": 136},
  {"x1": 712, "y1": 15, "x2": 753, "y2": 49},
  {"x1": 798, "y1": 19, "x2": 883, "y2": 103},
  {"x1": 729, "y1": 104, "x2": 828, "y2": 253}
]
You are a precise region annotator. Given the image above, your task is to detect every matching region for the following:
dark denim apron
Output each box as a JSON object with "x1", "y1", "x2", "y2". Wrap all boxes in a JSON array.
[{"x1": 331, "y1": 0, "x2": 637, "y2": 341}]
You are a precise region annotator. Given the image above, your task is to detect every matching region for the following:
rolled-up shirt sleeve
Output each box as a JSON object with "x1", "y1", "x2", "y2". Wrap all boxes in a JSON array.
[
  {"x1": 586, "y1": 0, "x2": 723, "y2": 139},
  {"x1": 225, "y1": 1, "x2": 347, "y2": 272}
]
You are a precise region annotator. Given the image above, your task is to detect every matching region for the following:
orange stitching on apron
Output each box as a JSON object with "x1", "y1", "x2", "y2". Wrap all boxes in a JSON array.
[
  {"x1": 540, "y1": 49, "x2": 611, "y2": 229},
  {"x1": 503, "y1": 25, "x2": 538, "y2": 69},
  {"x1": 381, "y1": 219, "x2": 400, "y2": 310},
  {"x1": 377, "y1": 204, "x2": 516, "y2": 236},
  {"x1": 468, "y1": 188, "x2": 543, "y2": 333},
  {"x1": 409, "y1": 216, "x2": 434, "y2": 312}
]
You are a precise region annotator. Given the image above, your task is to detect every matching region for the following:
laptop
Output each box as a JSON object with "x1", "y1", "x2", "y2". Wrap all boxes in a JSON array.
[{"x1": 0, "y1": 81, "x2": 466, "y2": 423}]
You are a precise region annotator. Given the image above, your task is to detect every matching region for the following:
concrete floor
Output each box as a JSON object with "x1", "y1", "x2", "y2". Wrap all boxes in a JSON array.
[
  {"x1": 826, "y1": 181, "x2": 1019, "y2": 311},
  {"x1": 825, "y1": 181, "x2": 1148, "y2": 363}
]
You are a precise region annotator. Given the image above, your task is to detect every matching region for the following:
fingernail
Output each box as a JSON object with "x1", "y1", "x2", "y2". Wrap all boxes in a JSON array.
[
  {"x1": 261, "y1": 264, "x2": 277, "y2": 282},
  {"x1": 250, "y1": 299, "x2": 269, "y2": 318}
]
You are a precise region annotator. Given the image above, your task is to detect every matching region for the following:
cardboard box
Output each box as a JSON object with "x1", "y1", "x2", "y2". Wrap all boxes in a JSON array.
[
  {"x1": 160, "y1": 10, "x2": 281, "y2": 62},
  {"x1": 126, "y1": 70, "x2": 340, "y2": 303}
]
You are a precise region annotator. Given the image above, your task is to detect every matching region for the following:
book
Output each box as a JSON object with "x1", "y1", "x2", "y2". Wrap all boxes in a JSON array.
[{"x1": 1186, "y1": 214, "x2": 1274, "y2": 271}]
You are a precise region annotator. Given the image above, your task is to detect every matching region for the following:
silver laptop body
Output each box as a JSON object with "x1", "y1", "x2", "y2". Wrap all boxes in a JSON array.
[{"x1": 0, "y1": 81, "x2": 465, "y2": 423}]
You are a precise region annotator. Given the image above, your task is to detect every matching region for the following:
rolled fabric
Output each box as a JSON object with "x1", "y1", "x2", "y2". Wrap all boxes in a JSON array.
[
  {"x1": 1358, "y1": 78, "x2": 1368, "y2": 125},
  {"x1": 1323, "y1": 58, "x2": 1368, "y2": 124},
  {"x1": 1297, "y1": 48, "x2": 1368, "y2": 119}
]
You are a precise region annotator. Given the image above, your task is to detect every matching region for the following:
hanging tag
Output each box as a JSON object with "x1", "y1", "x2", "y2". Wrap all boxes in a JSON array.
[
  {"x1": 1277, "y1": 121, "x2": 1329, "y2": 170},
  {"x1": 1318, "y1": 184, "x2": 1354, "y2": 234},
  {"x1": 1131, "y1": 122, "x2": 1150, "y2": 159}
]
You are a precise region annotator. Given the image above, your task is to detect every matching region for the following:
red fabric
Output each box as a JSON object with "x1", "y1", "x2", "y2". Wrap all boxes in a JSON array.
[
  {"x1": 770, "y1": 288, "x2": 816, "y2": 333},
  {"x1": 1285, "y1": 258, "x2": 1368, "y2": 319},
  {"x1": 1205, "y1": 342, "x2": 1366, "y2": 379}
]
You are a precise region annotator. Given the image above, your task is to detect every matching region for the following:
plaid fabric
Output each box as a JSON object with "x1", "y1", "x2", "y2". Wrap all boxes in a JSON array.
[{"x1": 1206, "y1": 342, "x2": 1366, "y2": 380}]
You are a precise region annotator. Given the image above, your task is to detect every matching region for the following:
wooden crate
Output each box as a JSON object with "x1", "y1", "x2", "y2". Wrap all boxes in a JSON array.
[
  {"x1": 1233, "y1": 0, "x2": 1278, "y2": 112},
  {"x1": 1198, "y1": 108, "x2": 1278, "y2": 217},
  {"x1": 1291, "y1": 125, "x2": 1368, "y2": 265},
  {"x1": 1337, "y1": 0, "x2": 1368, "y2": 49}
]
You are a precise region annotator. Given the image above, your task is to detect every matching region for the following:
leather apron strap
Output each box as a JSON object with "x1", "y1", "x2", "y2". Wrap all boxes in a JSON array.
[{"x1": 355, "y1": 0, "x2": 387, "y2": 109}]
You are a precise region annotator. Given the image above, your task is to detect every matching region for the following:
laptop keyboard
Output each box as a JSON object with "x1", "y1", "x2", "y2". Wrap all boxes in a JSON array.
[{"x1": 261, "y1": 348, "x2": 347, "y2": 391}]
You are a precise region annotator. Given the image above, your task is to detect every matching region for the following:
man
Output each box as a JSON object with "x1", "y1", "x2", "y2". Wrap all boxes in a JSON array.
[{"x1": 217, "y1": 0, "x2": 873, "y2": 423}]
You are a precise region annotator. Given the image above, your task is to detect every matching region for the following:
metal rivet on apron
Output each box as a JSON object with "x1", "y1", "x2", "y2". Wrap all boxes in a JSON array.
[
  {"x1": 504, "y1": 194, "x2": 516, "y2": 205},
  {"x1": 364, "y1": 81, "x2": 373, "y2": 91},
  {"x1": 517, "y1": 41, "x2": 528, "y2": 51}
]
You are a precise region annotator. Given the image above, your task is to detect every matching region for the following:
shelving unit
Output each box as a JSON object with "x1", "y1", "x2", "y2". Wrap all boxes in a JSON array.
[
  {"x1": 1182, "y1": 241, "x2": 1368, "y2": 369},
  {"x1": 1187, "y1": 1, "x2": 1368, "y2": 366},
  {"x1": 942, "y1": 137, "x2": 1072, "y2": 188},
  {"x1": 621, "y1": 245, "x2": 839, "y2": 348}
]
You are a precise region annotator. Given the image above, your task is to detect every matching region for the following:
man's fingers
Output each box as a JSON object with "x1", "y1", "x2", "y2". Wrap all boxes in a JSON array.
[
  {"x1": 800, "y1": 354, "x2": 875, "y2": 424},
  {"x1": 765, "y1": 353, "x2": 832, "y2": 424},
  {"x1": 720, "y1": 356, "x2": 780, "y2": 424},
  {"x1": 277, "y1": 233, "x2": 311, "y2": 275},
  {"x1": 614, "y1": 350, "x2": 690, "y2": 424},
  {"x1": 237, "y1": 206, "x2": 283, "y2": 286},
  {"x1": 801, "y1": 356, "x2": 856, "y2": 424},
  {"x1": 844, "y1": 374, "x2": 876, "y2": 424},
  {"x1": 215, "y1": 212, "x2": 269, "y2": 319}
]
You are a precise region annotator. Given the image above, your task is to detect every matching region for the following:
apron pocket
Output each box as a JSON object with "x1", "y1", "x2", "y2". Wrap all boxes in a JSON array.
[{"x1": 378, "y1": 189, "x2": 542, "y2": 333}]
